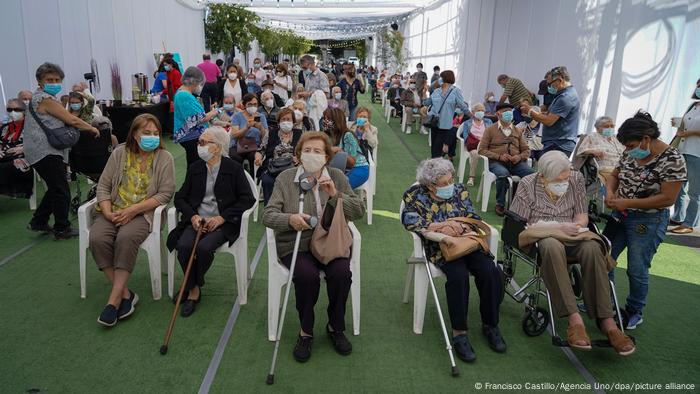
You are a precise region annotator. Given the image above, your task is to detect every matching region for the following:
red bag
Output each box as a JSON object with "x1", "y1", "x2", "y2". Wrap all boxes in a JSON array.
[{"x1": 466, "y1": 133, "x2": 480, "y2": 151}]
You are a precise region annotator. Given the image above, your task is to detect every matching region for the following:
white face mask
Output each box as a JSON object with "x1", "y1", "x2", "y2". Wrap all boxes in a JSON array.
[
  {"x1": 546, "y1": 181, "x2": 569, "y2": 197},
  {"x1": 279, "y1": 121, "x2": 293, "y2": 132},
  {"x1": 197, "y1": 145, "x2": 214, "y2": 162},
  {"x1": 334, "y1": 93, "x2": 342, "y2": 100},
  {"x1": 9, "y1": 111, "x2": 24, "y2": 122},
  {"x1": 276, "y1": 72, "x2": 283, "y2": 77},
  {"x1": 246, "y1": 106, "x2": 258, "y2": 115},
  {"x1": 264, "y1": 99, "x2": 274, "y2": 108},
  {"x1": 194, "y1": 84, "x2": 203, "y2": 96},
  {"x1": 294, "y1": 109, "x2": 303, "y2": 121},
  {"x1": 23, "y1": 99, "x2": 30, "y2": 107},
  {"x1": 228, "y1": 72, "x2": 238, "y2": 80},
  {"x1": 301, "y1": 152, "x2": 326, "y2": 173}
]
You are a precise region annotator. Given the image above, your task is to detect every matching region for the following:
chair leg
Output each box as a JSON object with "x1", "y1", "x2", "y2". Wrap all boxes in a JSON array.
[
  {"x1": 79, "y1": 244, "x2": 88, "y2": 299},
  {"x1": 413, "y1": 264, "x2": 430, "y2": 334},
  {"x1": 351, "y1": 259, "x2": 361, "y2": 336},
  {"x1": 366, "y1": 189, "x2": 373, "y2": 225},
  {"x1": 481, "y1": 178, "x2": 492, "y2": 212},
  {"x1": 144, "y1": 240, "x2": 162, "y2": 300},
  {"x1": 402, "y1": 264, "x2": 414, "y2": 304},
  {"x1": 233, "y1": 245, "x2": 248, "y2": 305},
  {"x1": 458, "y1": 152, "x2": 467, "y2": 184},
  {"x1": 167, "y1": 250, "x2": 176, "y2": 299}
]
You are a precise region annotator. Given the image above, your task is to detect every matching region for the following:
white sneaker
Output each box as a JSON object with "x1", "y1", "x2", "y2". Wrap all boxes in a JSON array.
[
  {"x1": 420, "y1": 127, "x2": 429, "y2": 135},
  {"x1": 466, "y1": 178, "x2": 474, "y2": 187}
]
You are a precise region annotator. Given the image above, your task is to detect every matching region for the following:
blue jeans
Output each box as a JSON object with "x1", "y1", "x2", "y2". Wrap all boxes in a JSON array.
[
  {"x1": 489, "y1": 160, "x2": 535, "y2": 206},
  {"x1": 347, "y1": 165, "x2": 370, "y2": 189},
  {"x1": 671, "y1": 154, "x2": 699, "y2": 227},
  {"x1": 608, "y1": 209, "x2": 669, "y2": 314}
]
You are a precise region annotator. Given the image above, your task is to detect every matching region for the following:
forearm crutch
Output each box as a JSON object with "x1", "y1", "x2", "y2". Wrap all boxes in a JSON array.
[{"x1": 160, "y1": 218, "x2": 206, "y2": 355}]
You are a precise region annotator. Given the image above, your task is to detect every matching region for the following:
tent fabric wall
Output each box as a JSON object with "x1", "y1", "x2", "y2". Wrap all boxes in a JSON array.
[
  {"x1": 398, "y1": 0, "x2": 700, "y2": 141},
  {"x1": 0, "y1": 0, "x2": 205, "y2": 105}
]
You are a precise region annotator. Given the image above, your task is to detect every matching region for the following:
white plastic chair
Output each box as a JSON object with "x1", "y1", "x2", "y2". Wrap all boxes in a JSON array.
[
  {"x1": 78, "y1": 199, "x2": 167, "y2": 300},
  {"x1": 29, "y1": 169, "x2": 46, "y2": 210},
  {"x1": 370, "y1": 145, "x2": 378, "y2": 196},
  {"x1": 166, "y1": 172, "x2": 258, "y2": 305},
  {"x1": 379, "y1": 88, "x2": 386, "y2": 108},
  {"x1": 399, "y1": 200, "x2": 499, "y2": 334},
  {"x1": 476, "y1": 156, "x2": 532, "y2": 212},
  {"x1": 253, "y1": 163, "x2": 261, "y2": 223},
  {"x1": 355, "y1": 154, "x2": 375, "y2": 225},
  {"x1": 266, "y1": 223, "x2": 361, "y2": 341},
  {"x1": 401, "y1": 105, "x2": 422, "y2": 134},
  {"x1": 384, "y1": 92, "x2": 397, "y2": 124},
  {"x1": 455, "y1": 124, "x2": 469, "y2": 184}
]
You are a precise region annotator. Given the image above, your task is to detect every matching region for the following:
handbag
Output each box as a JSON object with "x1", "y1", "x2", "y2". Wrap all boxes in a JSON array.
[
  {"x1": 466, "y1": 132, "x2": 480, "y2": 151},
  {"x1": 28, "y1": 100, "x2": 80, "y2": 150},
  {"x1": 423, "y1": 87, "x2": 454, "y2": 128},
  {"x1": 310, "y1": 196, "x2": 353, "y2": 265},
  {"x1": 425, "y1": 217, "x2": 491, "y2": 262},
  {"x1": 236, "y1": 136, "x2": 258, "y2": 154},
  {"x1": 267, "y1": 156, "x2": 294, "y2": 176}
]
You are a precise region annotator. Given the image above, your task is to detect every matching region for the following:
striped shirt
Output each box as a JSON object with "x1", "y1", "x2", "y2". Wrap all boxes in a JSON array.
[
  {"x1": 503, "y1": 77, "x2": 531, "y2": 106},
  {"x1": 510, "y1": 171, "x2": 587, "y2": 225}
]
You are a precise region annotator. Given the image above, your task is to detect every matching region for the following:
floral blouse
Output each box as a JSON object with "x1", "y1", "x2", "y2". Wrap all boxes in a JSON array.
[
  {"x1": 113, "y1": 152, "x2": 154, "y2": 211},
  {"x1": 401, "y1": 183, "x2": 480, "y2": 266}
]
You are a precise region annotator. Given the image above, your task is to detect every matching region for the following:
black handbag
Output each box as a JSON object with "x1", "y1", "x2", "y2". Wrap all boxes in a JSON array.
[
  {"x1": 28, "y1": 100, "x2": 80, "y2": 150},
  {"x1": 267, "y1": 156, "x2": 294, "y2": 176},
  {"x1": 423, "y1": 87, "x2": 454, "y2": 128}
]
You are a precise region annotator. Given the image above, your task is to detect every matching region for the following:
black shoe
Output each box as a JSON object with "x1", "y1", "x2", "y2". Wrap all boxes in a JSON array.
[
  {"x1": 495, "y1": 205, "x2": 505, "y2": 217},
  {"x1": 172, "y1": 289, "x2": 190, "y2": 304},
  {"x1": 482, "y1": 325, "x2": 507, "y2": 353},
  {"x1": 327, "y1": 325, "x2": 352, "y2": 355},
  {"x1": 27, "y1": 223, "x2": 53, "y2": 233},
  {"x1": 669, "y1": 219, "x2": 683, "y2": 226},
  {"x1": 181, "y1": 299, "x2": 197, "y2": 317},
  {"x1": 97, "y1": 304, "x2": 118, "y2": 327},
  {"x1": 118, "y1": 290, "x2": 139, "y2": 320},
  {"x1": 293, "y1": 335, "x2": 313, "y2": 362},
  {"x1": 54, "y1": 227, "x2": 79, "y2": 240},
  {"x1": 452, "y1": 334, "x2": 476, "y2": 363}
]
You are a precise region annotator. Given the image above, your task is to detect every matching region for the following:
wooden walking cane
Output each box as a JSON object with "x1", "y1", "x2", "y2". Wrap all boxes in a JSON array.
[{"x1": 160, "y1": 218, "x2": 206, "y2": 355}]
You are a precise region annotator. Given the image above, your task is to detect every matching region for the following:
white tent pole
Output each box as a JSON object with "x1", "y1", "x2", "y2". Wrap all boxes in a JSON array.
[{"x1": 0, "y1": 73, "x2": 7, "y2": 108}]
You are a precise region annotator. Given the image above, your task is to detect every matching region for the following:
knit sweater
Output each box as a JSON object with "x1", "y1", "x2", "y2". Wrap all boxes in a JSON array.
[{"x1": 262, "y1": 166, "x2": 365, "y2": 258}]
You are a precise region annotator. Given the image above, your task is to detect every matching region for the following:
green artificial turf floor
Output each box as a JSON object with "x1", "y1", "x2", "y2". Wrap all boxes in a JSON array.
[{"x1": 0, "y1": 93, "x2": 698, "y2": 394}]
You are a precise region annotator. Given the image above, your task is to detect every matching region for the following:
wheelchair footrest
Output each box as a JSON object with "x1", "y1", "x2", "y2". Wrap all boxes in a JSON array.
[
  {"x1": 407, "y1": 257, "x2": 424, "y2": 265},
  {"x1": 552, "y1": 336, "x2": 636, "y2": 348}
]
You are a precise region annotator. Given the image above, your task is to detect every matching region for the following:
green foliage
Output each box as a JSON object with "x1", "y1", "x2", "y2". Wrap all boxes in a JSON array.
[
  {"x1": 384, "y1": 29, "x2": 408, "y2": 71},
  {"x1": 353, "y1": 40, "x2": 367, "y2": 62},
  {"x1": 204, "y1": 4, "x2": 259, "y2": 54},
  {"x1": 256, "y1": 28, "x2": 312, "y2": 59}
]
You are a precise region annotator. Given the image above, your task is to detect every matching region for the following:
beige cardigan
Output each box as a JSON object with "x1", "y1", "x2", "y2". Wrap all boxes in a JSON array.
[{"x1": 96, "y1": 144, "x2": 175, "y2": 229}]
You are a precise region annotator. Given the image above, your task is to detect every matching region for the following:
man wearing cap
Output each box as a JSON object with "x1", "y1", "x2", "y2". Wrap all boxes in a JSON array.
[
  {"x1": 521, "y1": 66, "x2": 580, "y2": 158},
  {"x1": 261, "y1": 79, "x2": 286, "y2": 108},
  {"x1": 478, "y1": 103, "x2": 534, "y2": 216}
]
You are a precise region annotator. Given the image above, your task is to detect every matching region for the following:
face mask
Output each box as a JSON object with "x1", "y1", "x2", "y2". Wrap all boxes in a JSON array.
[
  {"x1": 23, "y1": 99, "x2": 30, "y2": 107},
  {"x1": 279, "y1": 121, "x2": 293, "y2": 132},
  {"x1": 628, "y1": 140, "x2": 651, "y2": 159},
  {"x1": 487, "y1": 96, "x2": 496, "y2": 102},
  {"x1": 547, "y1": 85, "x2": 557, "y2": 95},
  {"x1": 694, "y1": 87, "x2": 700, "y2": 99},
  {"x1": 546, "y1": 181, "x2": 569, "y2": 197},
  {"x1": 434, "y1": 71, "x2": 440, "y2": 75},
  {"x1": 228, "y1": 72, "x2": 238, "y2": 80},
  {"x1": 197, "y1": 145, "x2": 214, "y2": 162},
  {"x1": 164, "y1": 65, "x2": 172, "y2": 71},
  {"x1": 246, "y1": 106, "x2": 258, "y2": 115},
  {"x1": 9, "y1": 111, "x2": 24, "y2": 122},
  {"x1": 332, "y1": 92, "x2": 342, "y2": 100},
  {"x1": 417, "y1": 67, "x2": 423, "y2": 71},
  {"x1": 223, "y1": 103, "x2": 234, "y2": 111},
  {"x1": 322, "y1": 118, "x2": 335, "y2": 132},
  {"x1": 276, "y1": 72, "x2": 283, "y2": 77},
  {"x1": 501, "y1": 110, "x2": 514, "y2": 123},
  {"x1": 409, "y1": 84, "x2": 416, "y2": 90},
  {"x1": 438, "y1": 78, "x2": 444, "y2": 85},
  {"x1": 254, "y1": 63, "x2": 261, "y2": 69},
  {"x1": 264, "y1": 99, "x2": 274, "y2": 108},
  {"x1": 303, "y1": 69, "x2": 312, "y2": 77},
  {"x1": 194, "y1": 84, "x2": 203, "y2": 96},
  {"x1": 43, "y1": 83, "x2": 62, "y2": 96},
  {"x1": 474, "y1": 111, "x2": 485, "y2": 120},
  {"x1": 139, "y1": 135, "x2": 160, "y2": 152},
  {"x1": 435, "y1": 183, "x2": 455, "y2": 200},
  {"x1": 301, "y1": 152, "x2": 326, "y2": 173},
  {"x1": 601, "y1": 128, "x2": 615, "y2": 137},
  {"x1": 455, "y1": 108, "x2": 463, "y2": 115},
  {"x1": 69, "y1": 103, "x2": 82, "y2": 111},
  {"x1": 294, "y1": 109, "x2": 303, "y2": 120}
]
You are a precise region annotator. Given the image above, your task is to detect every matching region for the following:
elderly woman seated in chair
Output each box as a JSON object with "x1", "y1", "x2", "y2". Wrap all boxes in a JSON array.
[
  {"x1": 166, "y1": 126, "x2": 255, "y2": 317},
  {"x1": 90, "y1": 114, "x2": 175, "y2": 327},
  {"x1": 401, "y1": 158, "x2": 506, "y2": 363},
  {"x1": 509, "y1": 151, "x2": 635, "y2": 356}
]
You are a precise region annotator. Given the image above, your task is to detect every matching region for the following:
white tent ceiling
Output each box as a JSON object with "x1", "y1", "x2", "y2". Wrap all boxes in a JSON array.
[{"x1": 180, "y1": 0, "x2": 439, "y2": 39}]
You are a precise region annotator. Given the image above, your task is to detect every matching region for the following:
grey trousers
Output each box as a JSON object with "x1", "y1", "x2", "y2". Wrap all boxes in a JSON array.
[{"x1": 89, "y1": 214, "x2": 150, "y2": 273}]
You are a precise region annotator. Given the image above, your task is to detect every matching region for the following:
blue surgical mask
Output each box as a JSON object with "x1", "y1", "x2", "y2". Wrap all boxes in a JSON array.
[
  {"x1": 43, "y1": 83, "x2": 62, "y2": 96},
  {"x1": 501, "y1": 110, "x2": 514, "y2": 123},
  {"x1": 438, "y1": 77, "x2": 444, "y2": 85},
  {"x1": 139, "y1": 135, "x2": 160, "y2": 151},
  {"x1": 695, "y1": 87, "x2": 700, "y2": 99},
  {"x1": 628, "y1": 140, "x2": 651, "y2": 160},
  {"x1": 69, "y1": 103, "x2": 82, "y2": 111},
  {"x1": 164, "y1": 64, "x2": 172, "y2": 71},
  {"x1": 223, "y1": 103, "x2": 234, "y2": 110},
  {"x1": 474, "y1": 111, "x2": 485, "y2": 120},
  {"x1": 254, "y1": 63, "x2": 261, "y2": 69},
  {"x1": 601, "y1": 128, "x2": 615, "y2": 137},
  {"x1": 455, "y1": 108, "x2": 463, "y2": 115},
  {"x1": 435, "y1": 183, "x2": 455, "y2": 200},
  {"x1": 547, "y1": 85, "x2": 557, "y2": 95},
  {"x1": 334, "y1": 93, "x2": 342, "y2": 100},
  {"x1": 356, "y1": 117, "x2": 367, "y2": 126}
]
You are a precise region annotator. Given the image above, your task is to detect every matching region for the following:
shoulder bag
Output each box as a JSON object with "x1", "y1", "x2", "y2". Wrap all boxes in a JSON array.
[
  {"x1": 423, "y1": 87, "x2": 454, "y2": 129},
  {"x1": 310, "y1": 195, "x2": 353, "y2": 265},
  {"x1": 424, "y1": 217, "x2": 491, "y2": 262},
  {"x1": 28, "y1": 100, "x2": 80, "y2": 150}
]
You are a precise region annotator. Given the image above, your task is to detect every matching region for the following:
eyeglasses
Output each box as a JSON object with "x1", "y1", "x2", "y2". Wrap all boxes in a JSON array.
[
  {"x1": 197, "y1": 140, "x2": 218, "y2": 147},
  {"x1": 6, "y1": 108, "x2": 23, "y2": 112}
]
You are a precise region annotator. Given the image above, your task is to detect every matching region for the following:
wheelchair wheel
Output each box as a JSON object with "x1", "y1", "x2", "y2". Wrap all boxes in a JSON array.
[
  {"x1": 570, "y1": 265, "x2": 583, "y2": 298},
  {"x1": 522, "y1": 307, "x2": 549, "y2": 337}
]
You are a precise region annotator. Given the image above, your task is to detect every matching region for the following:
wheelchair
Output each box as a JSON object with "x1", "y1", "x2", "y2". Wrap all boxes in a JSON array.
[
  {"x1": 498, "y1": 209, "x2": 632, "y2": 348},
  {"x1": 69, "y1": 116, "x2": 114, "y2": 213}
]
